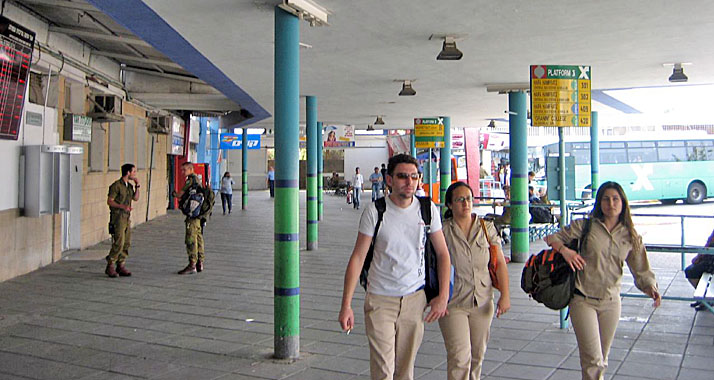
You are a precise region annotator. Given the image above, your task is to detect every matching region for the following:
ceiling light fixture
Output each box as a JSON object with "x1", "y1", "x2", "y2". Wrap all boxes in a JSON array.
[
  {"x1": 375, "y1": 115, "x2": 385, "y2": 125},
  {"x1": 668, "y1": 63, "x2": 688, "y2": 83},
  {"x1": 367, "y1": 124, "x2": 374, "y2": 131},
  {"x1": 398, "y1": 80, "x2": 416, "y2": 96},
  {"x1": 437, "y1": 36, "x2": 463, "y2": 61},
  {"x1": 278, "y1": 0, "x2": 330, "y2": 26},
  {"x1": 487, "y1": 120, "x2": 496, "y2": 128}
]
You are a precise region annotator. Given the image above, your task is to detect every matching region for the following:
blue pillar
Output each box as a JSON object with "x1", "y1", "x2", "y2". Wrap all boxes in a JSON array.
[
  {"x1": 306, "y1": 96, "x2": 318, "y2": 250},
  {"x1": 242, "y1": 128, "x2": 248, "y2": 210},
  {"x1": 209, "y1": 118, "x2": 220, "y2": 191},
  {"x1": 197, "y1": 117, "x2": 208, "y2": 163},
  {"x1": 439, "y1": 116, "x2": 451, "y2": 213},
  {"x1": 317, "y1": 122, "x2": 324, "y2": 221},
  {"x1": 274, "y1": 6, "x2": 300, "y2": 360},
  {"x1": 590, "y1": 111, "x2": 599, "y2": 196},
  {"x1": 509, "y1": 91, "x2": 528, "y2": 263}
]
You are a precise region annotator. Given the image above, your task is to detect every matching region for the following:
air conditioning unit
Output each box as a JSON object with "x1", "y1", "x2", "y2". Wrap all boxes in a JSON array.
[
  {"x1": 88, "y1": 95, "x2": 124, "y2": 123},
  {"x1": 148, "y1": 116, "x2": 170, "y2": 134}
]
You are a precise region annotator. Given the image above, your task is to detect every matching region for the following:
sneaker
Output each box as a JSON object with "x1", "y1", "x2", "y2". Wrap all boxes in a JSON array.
[{"x1": 178, "y1": 263, "x2": 197, "y2": 275}]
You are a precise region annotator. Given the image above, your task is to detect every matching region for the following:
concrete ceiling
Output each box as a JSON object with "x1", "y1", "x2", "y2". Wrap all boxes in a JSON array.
[{"x1": 24, "y1": 0, "x2": 714, "y2": 129}]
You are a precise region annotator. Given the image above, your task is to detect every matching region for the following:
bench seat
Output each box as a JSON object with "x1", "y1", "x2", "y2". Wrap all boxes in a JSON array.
[{"x1": 694, "y1": 272, "x2": 714, "y2": 314}]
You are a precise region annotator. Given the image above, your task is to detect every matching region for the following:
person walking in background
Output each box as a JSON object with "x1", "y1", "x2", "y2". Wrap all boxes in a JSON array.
[
  {"x1": 267, "y1": 165, "x2": 275, "y2": 198},
  {"x1": 369, "y1": 167, "x2": 383, "y2": 202},
  {"x1": 339, "y1": 154, "x2": 450, "y2": 380},
  {"x1": 545, "y1": 181, "x2": 660, "y2": 380},
  {"x1": 479, "y1": 162, "x2": 489, "y2": 179},
  {"x1": 439, "y1": 182, "x2": 510, "y2": 380},
  {"x1": 220, "y1": 172, "x2": 235, "y2": 215},
  {"x1": 105, "y1": 163, "x2": 140, "y2": 278},
  {"x1": 685, "y1": 228, "x2": 714, "y2": 311},
  {"x1": 352, "y1": 167, "x2": 364, "y2": 210},
  {"x1": 380, "y1": 163, "x2": 388, "y2": 196}
]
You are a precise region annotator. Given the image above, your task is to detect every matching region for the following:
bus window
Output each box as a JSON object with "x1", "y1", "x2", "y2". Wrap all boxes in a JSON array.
[
  {"x1": 687, "y1": 140, "x2": 714, "y2": 161},
  {"x1": 600, "y1": 142, "x2": 627, "y2": 164},
  {"x1": 627, "y1": 141, "x2": 657, "y2": 163},
  {"x1": 657, "y1": 141, "x2": 687, "y2": 162}
]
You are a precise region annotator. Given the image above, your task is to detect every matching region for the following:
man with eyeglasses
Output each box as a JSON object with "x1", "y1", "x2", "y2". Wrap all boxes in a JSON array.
[{"x1": 339, "y1": 154, "x2": 451, "y2": 380}]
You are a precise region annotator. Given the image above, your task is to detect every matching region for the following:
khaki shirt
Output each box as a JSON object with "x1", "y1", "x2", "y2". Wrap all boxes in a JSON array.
[
  {"x1": 108, "y1": 179, "x2": 135, "y2": 222},
  {"x1": 549, "y1": 218, "x2": 657, "y2": 300},
  {"x1": 442, "y1": 216, "x2": 502, "y2": 309}
]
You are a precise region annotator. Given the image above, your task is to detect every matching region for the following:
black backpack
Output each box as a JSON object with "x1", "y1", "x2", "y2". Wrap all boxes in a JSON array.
[
  {"x1": 180, "y1": 182, "x2": 204, "y2": 219},
  {"x1": 359, "y1": 196, "x2": 449, "y2": 302},
  {"x1": 521, "y1": 218, "x2": 591, "y2": 310},
  {"x1": 529, "y1": 199, "x2": 553, "y2": 223}
]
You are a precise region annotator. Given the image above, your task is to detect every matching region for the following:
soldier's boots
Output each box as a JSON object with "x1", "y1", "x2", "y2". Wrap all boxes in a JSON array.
[
  {"x1": 116, "y1": 263, "x2": 132, "y2": 277},
  {"x1": 105, "y1": 263, "x2": 119, "y2": 278},
  {"x1": 196, "y1": 260, "x2": 203, "y2": 272},
  {"x1": 178, "y1": 263, "x2": 197, "y2": 275}
]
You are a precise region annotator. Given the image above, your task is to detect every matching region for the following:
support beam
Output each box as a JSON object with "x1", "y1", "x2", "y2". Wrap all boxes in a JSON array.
[
  {"x1": 242, "y1": 128, "x2": 248, "y2": 209},
  {"x1": 49, "y1": 26, "x2": 152, "y2": 47},
  {"x1": 306, "y1": 96, "x2": 318, "y2": 250},
  {"x1": 91, "y1": 51, "x2": 183, "y2": 69},
  {"x1": 273, "y1": 6, "x2": 300, "y2": 360},
  {"x1": 23, "y1": 0, "x2": 97, "y2": 12}
]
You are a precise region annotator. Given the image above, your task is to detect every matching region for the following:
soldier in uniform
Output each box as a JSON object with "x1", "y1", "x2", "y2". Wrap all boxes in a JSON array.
[
  {"x1": 105, "y1": 163, "x2": 140, "y2": 278},
  {"x1": 173, "y1": 162, "x2": 205, "y2": 274}
]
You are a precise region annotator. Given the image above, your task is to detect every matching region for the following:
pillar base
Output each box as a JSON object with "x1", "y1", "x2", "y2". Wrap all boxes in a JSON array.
[
  {"x1": 274, "y1": 335, "x2": 300, "y2": 359},
  {"x1": 511, "y1": 251, "x2": 528, "y2": 263},
  {"x1": 307, "y1": 242, "x2": 318, "y2": 251}
]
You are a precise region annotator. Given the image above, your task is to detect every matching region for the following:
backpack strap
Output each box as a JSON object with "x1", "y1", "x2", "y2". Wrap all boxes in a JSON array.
[
  {"x1": 360, "y1": 197, "x2": 386, "y2": 289},
  {"x1": 417, "y1": 196, "x2": 432, "y2": 226}
]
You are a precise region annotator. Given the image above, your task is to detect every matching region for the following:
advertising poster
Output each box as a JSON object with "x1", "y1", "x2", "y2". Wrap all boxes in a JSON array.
[{"x1": 323, "y1": 124, "x2": 355, "y2": 148}]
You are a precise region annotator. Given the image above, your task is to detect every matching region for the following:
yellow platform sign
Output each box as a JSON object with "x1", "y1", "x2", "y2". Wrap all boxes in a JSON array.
[{"x1": 530, "y1": 65, "x2": 591, "y2": 127}]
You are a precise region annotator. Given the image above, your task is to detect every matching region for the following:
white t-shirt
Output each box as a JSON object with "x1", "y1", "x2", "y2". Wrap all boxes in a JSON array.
[
  {"x1": 353, "y1": 174, "x2": 364, "y2": 188},
  {"x1": 358, "y1": 196, "x2": 442, "y2": 296}
]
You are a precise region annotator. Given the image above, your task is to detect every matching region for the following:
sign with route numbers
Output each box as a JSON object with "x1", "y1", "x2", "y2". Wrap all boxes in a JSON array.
[
  {"x1": 0, "y1": 16, "x2": 35, "y2": 140},
  {"x1": 530, "y1": 65, "x2": 591, "y2": 127},
  {"x1": 414, "y1": 117, "x2": 445, "y2": 148}
]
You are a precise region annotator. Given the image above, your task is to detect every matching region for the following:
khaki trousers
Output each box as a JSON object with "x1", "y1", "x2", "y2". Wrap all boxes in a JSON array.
[
  {"x1": 569, "y1": 294, "x2": 621, "y2": 380},
  {"x1": 364, "y1": 290, "x2": 427, "y2": 380},
  {"x1": 438, "y1": 301, "x2": 494, "y2": 380},
  {"x1": 107, "y1": 214, "x2": 131, "y2": 264}
]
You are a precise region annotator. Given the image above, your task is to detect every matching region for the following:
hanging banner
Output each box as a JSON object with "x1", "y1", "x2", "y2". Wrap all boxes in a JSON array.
[
  {"x1": 530, "y1": 65, "x2": 591, "y2": 127},
  {"x1": 323, "y1": 124, "x2": 355, "y2": 148},
  {"x1": 414, "y1": 117, "x2": 445, "y2": 148},
  {"x1": 220, "y1": 133, "x2": 261, "y2": 149}
]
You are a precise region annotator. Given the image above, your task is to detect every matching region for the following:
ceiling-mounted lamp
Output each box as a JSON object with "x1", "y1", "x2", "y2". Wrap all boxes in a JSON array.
[
  {"x1": 437, "y1": 36, "x2": 463, "y2": 61},
  {"x1": 487, "y1": 120, "x2": 496, "y2": 128},
  {"x1": 278, "y1": 0, "x2": 331, "y2": 26},
  {"x1": 367, "y1": 124, "x2": 374, "y2": 131},
  {"x1": 398, "y1": 80, "x2": 416, "y2": 96},
  {"x1": 668, "y1": 62, "x2": 689, "y2": 83},
  {"x1": 375, "y1": 115, "x2": 385, "y2": 125}
]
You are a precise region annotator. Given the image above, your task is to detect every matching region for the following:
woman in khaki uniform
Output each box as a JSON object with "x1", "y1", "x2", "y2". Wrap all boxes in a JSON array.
[
  {"x1": 545, "y1": 181, "x2": 661, "y2": 380},
  {"x1": 439, "y1": 182, "x2": 510, "y2": 380}
]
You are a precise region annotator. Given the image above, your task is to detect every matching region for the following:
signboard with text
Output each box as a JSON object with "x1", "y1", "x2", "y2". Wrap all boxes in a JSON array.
[
  {"x1": 0, "y1": 16, "x2": 35, "y2": 140},
  {"x1": 220, "y1": 133, "x2": 261, "y2": 149},
  {"x1": 414, "y1": 117, "x2": 445, "y2": 148},
  {"x1": 530, "y1": 65, "x2": 591, "y2": 127}
]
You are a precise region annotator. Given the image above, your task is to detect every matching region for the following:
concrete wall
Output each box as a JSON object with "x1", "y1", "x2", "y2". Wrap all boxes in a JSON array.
[{"x1": 226, "y1": 148, "x2": 268, "y2": 190}]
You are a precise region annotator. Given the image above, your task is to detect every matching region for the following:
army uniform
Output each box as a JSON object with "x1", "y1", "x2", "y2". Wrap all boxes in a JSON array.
[
  {"x1": 107, "y1": 179, "x2": 135, "y2": 266},
  {"x1": 182, "y1": 174, "x2": 205, "y2": 265}
]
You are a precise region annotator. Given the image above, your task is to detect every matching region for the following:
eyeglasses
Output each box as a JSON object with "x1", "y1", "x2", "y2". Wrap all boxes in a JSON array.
[
  {"x1": 394, "y1": 172, "x2": 420, "y2": 180},
  {"x1": 453, "y1": 196, "x2": 472, "y2": 204}
]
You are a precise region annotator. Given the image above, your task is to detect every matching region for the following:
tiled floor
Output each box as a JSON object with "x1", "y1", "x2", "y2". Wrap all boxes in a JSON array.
[{"x1": 0, "y1": 191, "x2": 711, "y2": 379}]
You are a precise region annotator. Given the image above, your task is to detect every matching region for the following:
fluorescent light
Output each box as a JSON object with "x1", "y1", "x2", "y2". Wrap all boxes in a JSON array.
[{"x1": 233, "y1": 128, "x2": 266, "y2": 134}]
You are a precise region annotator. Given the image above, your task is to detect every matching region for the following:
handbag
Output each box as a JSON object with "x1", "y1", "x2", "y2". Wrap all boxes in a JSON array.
[{"x1": 479, "y1": 218, "x2": 502, "y2": 291}]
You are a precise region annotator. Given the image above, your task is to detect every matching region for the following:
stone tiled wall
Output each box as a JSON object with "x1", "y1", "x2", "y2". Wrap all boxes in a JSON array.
[{"x1": 0, "y1": 76, "x2": 170, "y2": 282}]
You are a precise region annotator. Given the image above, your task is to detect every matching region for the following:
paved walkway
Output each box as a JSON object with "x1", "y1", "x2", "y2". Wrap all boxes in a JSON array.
[{"x1": 0, "y1": 191, "x2": 712, "y2": 380}]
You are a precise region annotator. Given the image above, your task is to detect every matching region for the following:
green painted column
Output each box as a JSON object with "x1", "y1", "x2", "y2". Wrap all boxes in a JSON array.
[
  {"x1": 439, "y1": 116, "x2": 451, "y2": 215},
  {"x1": 558, "y1": 127, "x2": 569, "y2": 329},
  {"x1": 317, "y1": 121, "x2": 324, "y2": 221},
  {"x1": 590, "y1": 111, "x2": 599, "y2": 196},
  {"x1": 306, "y1": 96, "x2": 318, "y2": 250},
  {"x1": 509, "y1": 91, "x2": 529, "y2": 263},
  {"x1": 410, "y1": 131, "x2": 416, "y2": 157},
  {"x1": 273, "y1": 6, "x2": 300, "y2": 359},
  {"x1": 242, "y1": 128, "x2": 248, "y2": 210}
]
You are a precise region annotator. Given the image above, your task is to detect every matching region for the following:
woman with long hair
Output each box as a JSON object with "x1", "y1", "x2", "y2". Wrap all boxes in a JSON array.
[
  {"x1": 545, "y1": 181, "x2": 661, "y2": 380},
  {"x1": 439, "y1": 182, "x2": 510, "y2": 380},
  {"x1": 220, "y1": 172, "x2": 235, "y2": 215}
]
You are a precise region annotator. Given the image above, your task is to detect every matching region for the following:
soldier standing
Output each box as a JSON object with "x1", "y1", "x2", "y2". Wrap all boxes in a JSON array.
[
  {"x1": 105, "y1": 163, "x2": 140, "y2": 278},
  {"x1": 174, "y1": 162, "x2": 205, "y2": 274}
]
